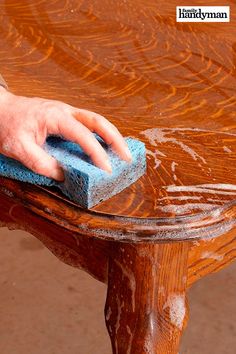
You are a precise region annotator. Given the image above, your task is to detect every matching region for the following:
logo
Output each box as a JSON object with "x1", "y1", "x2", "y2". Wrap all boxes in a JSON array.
[{"x1": 176, "y1": 6, "x2": 230, "y2": 22}]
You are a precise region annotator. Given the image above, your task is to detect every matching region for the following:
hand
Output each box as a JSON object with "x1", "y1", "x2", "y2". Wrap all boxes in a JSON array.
[{"x1": 0, "y1": 87, "x2": 132, "y2": 181}]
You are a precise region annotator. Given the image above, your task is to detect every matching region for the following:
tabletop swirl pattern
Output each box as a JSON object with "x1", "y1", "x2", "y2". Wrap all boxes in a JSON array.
[{"x1": 0, "y1": 0, "x2": 235, "y2": 224}]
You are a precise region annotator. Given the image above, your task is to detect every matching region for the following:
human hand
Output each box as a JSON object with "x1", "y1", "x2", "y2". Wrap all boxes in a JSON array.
[{"x1": 0, "y1": 87, "x2": 132, "y2": 181}]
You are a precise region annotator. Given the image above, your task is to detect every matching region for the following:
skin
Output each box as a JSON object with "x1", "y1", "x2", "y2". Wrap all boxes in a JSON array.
[{"x1": 0, "y1": 87, "x2": 132, "y2": 181}]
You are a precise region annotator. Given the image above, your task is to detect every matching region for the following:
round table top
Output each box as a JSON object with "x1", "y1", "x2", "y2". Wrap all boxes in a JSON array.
[{"x1": 0, "y1": 0, "x2": 235, "y2": 241}]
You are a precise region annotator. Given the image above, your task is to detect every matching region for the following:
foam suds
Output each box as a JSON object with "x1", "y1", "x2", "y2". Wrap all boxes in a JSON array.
[
  {"x1": 171, "y1": 161, "x2": 178, "y2": 181},
  {"x1": 201, "y1": 251, "x2": 224, "y2": 261},
  {"x1": 114, "y1": 260, "x2": 136, "y2": 312},
  {"x1": 0, "y1": 187, "x2": 14, "y2": 198},
  {"x1": 126, "y1": 325, "x2": 133, "y2": 354},
  {"x1": 156, "y1": 203, "x2": 217, "y2": 214},
  {"x1": 126, "y1": 325, "x2": 132, "y2": 335},
  {"x1": 114, "y1": 296, "x2": 124, "y2": 335},
  {"x1": 106, "y1": 307, "x2": 112, "y2": 321},
  {"x1": 166, "y1": 184, "x2": 236, "y2": 195},
  {"x1": 146, "y1": 149, "x2": 161, "y2": 169},
  {"x1": 142, "y1": 127, "x2": 236, "y2": 136},
  {"x1": 142, "y1": 128, "x2": 207, "y2": 164},
  {"x1": 158, "y1": 195, "x2": 202, "y2": 201},
  {"x1": 144, "y1": 334, "x2": 154, "y2": 354},
  {"x1": 156, "y1": 149, "x2": 167, "y2": 157},
  {"x1": 163, "y1": 294, "x2": 186, "y2": 330},
  {"x1": 223, "y1": 146, "x2": 232, "y2": 153},
  {"x1": 199, "y1": 184, "x2": 236, "y2": 190}
]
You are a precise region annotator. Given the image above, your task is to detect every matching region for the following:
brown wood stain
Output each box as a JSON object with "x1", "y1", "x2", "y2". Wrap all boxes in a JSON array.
[{"x1": 0, "y1": 1, "x2": 235, "y2": 353}]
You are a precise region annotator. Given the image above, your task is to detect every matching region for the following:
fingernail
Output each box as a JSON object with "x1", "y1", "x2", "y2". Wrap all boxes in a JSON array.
[
  {"x1": 50, "y1": 168, "x2": 64, "y2": 181},
  {"x1": 104, "y1": 160, "x2": 112, "y2": 174},
  {"x1": 124, "y1": 146, "x2": 132, "y2": 162}
]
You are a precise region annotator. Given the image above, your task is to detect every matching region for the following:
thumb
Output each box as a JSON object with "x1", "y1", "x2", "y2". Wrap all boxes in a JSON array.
[{"x1": 20, "y1": 141, "x2": 64, "y2": 181}]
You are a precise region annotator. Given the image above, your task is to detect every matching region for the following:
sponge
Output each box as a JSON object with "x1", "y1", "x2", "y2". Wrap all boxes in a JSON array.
[{"x1": 0, "y1": 135, "x2": 146, "y2": 208}]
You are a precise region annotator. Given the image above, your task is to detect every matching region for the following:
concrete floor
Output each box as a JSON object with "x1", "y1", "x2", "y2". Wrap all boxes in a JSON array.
[{"x1": 0, "y1": 227, "x2": 235, "y2": 354}]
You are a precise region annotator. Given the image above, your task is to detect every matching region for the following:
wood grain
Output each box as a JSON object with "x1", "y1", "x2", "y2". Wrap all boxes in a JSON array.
[
  {"x1": 1, "y1": 177, "x2": 235, "y2": 242},
  {"x1": 0, "y1": 0, "x2": 235, "y2": 227},
  {"x1": 0, "y1": 192, "x2": 109, "y2": 284},
  {"x1": 0, "y1": 1, "x2": 235, "y2": 353},
  {"x1": 187, "y1": 228, "x2": 236, "y2": 287},
  {"x1": 105, "y1": 242, "x2": 189, "y2": 353},
  {"x1": 0, "y1": 187, "x2": 235, "y2": 353}
]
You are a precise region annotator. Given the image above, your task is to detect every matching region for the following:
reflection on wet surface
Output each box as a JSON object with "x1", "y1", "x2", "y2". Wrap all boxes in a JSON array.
[{"x1": 0, "y1": 0, "x2": 235, "y2": 218}]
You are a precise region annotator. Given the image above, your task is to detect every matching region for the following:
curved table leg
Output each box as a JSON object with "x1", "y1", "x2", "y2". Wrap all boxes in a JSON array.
[{"x1": 105, "y1": 242, "x2": 189, "y2": 354}]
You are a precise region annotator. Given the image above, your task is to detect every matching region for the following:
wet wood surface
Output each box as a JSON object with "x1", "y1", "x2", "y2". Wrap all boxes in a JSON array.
[
  {"x1": 1, "y1": 191, "x2": 235, "y2": 353},
  {"x1": 0, "y1": 0, "x2": 235, "y2": 353},
  {"x1": 105, "y1": 242, "x2": 189, "y2": 353},
  {"x1": 0, "y1": 0, "x2": 236, "y2": 225}
]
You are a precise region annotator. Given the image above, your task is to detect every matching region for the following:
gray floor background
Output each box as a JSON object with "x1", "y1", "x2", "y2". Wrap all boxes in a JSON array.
[{"x1": 0, "y1": 227, "x2": 235, "y2": 354}]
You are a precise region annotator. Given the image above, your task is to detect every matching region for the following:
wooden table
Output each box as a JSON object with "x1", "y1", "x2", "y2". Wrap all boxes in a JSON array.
[{"x1": 0, "y1": 1, "x2": 235, "y2": 353}]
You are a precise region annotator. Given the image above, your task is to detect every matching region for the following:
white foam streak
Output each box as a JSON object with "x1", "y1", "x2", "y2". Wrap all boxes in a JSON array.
[{"x1": 166, "y1": 184, "x2": 236, "y2": 195}]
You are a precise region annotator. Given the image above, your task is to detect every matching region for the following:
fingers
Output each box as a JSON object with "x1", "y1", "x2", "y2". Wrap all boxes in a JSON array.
[
  {"x1": 73, "y1": 109, "x2": 132, "y2": 162},
  {"x1": 16, "y1": 139, "x2": 64, "y2": 181},
  {"x1": 54, "y1": 114, "x2": 113, "y2": 173}
]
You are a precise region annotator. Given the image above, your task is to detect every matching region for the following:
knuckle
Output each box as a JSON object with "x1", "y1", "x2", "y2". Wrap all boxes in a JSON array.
[
  {"x1": 91, "y1": 114, "x2": 103, "y2": 125},
  {"x1": 40, "y1": 100, "x2": 62, "y2": 118}
]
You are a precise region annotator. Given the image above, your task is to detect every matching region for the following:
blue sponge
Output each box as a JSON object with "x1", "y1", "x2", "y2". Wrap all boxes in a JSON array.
[{"x1": 0, "y1": 135, "x2": 146, "y2": 208}]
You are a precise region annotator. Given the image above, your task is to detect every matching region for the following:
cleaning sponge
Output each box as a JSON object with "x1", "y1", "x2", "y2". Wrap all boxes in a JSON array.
[{"x1": 0, "y1": 135, "x2": 146, "y2": 208}]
